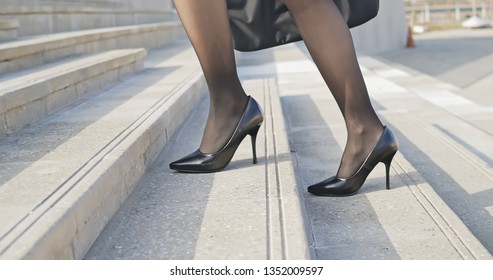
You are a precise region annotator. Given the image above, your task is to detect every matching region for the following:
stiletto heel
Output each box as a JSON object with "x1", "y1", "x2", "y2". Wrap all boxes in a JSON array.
[
  {"x1": 169, "y1": 96, "x2": 263, "y2": 173},
  {"x1": 307, "y1": 126, "x2": 399, "y2": 196},
  {"x1": 382, "y1": 151, "x2": 396, "y2": 190},
  {"x1": 250, "y1": 125, "x2": 261, "y2": 164}
]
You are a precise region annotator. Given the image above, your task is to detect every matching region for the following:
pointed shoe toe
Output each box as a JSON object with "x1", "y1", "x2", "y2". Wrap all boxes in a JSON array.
[
  {"x1": 169, "y1": 150, "x2": 212, "y2": 173},
  {"x1": 307, "y1": 176, "x2": 358, "y2": 197}
]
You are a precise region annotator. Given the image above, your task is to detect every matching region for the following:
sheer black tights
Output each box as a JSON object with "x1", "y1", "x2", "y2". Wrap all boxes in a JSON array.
[
  {"x1": 173, "y1": 0, "x2": 248, "y2": 154},
  {"x1": 283, "y1": 0, "x2": 383, "y2": 177},
  {"x1": 174, "y1": 0, "x2": 383, "y2": 177}
]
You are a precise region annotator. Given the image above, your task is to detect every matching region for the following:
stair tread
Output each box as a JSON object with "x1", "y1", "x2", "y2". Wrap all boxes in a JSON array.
[
  {"x1": 0, "y1": 21, "x2": 183, "y2": 76},
  {"x1": 0, "y1": 48, "x2": 146, "y2": 138},
  {"x1": 0, "y1": 22, "x2": 181, "y2": 60},
  {"x1": 0, "y1": 49, "x2": 145, "y2": 94}
]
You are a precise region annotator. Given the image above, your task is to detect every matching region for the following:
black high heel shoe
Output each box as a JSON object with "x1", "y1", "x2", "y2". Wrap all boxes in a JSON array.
[
  {"x1": 169, "y1": 96, "x2": 263, "y2": 173},
  {"x1": 307, "y1": 126, "x2": 398, "y2": 196}
]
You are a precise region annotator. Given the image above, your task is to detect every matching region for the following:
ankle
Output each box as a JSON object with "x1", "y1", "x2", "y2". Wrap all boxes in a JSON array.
[
  {"x1": 210, "y1": 95, "x2": 248, "y2": 114},
  {"x1": 346, "y1": 123, "x2": 383, "y2": 139}
]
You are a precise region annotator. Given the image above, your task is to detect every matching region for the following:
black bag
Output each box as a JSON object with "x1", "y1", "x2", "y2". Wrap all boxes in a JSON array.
[{"x1": 227, "y1": 0, "x2": 380, "y2": 52}]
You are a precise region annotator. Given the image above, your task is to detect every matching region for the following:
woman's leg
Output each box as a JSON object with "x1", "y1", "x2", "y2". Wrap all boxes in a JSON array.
[
  {"x1": 283, "y1": 0, "x2": 384, "y2": 178},
  {"x1": 172, "y1": 0, "x2": 248, "y2": 153}
]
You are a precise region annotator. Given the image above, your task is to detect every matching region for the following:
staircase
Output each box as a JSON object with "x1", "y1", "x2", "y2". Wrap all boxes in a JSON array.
[
  {"x1": 0, "y1": 0, "x2": 178, "y2": 36},
  {"x1": 87, "y1": 38, "x2": 493, "y2": 259},
  {"x1": 86, "y1": 41, "x2": 493, "y2": 259},
  {"x1": 1, "y1": 2, "x2": 492, "y2": 260},
  {"x1": 0, "y1": 3, "x2": 207, "y2": 259}
]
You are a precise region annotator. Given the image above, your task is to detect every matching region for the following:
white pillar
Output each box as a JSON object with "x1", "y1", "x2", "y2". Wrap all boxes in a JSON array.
[
  {"x1": 424, "y1": 3, "x2": 431, "y2": 22},
  {"x1": 350, "y1": 0, "x2": 407, "y2": 55}
]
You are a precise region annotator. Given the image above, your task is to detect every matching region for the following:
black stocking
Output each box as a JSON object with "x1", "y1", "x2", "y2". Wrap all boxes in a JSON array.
[
  {"x1": 283, "y1": 0, "x2": 384, "y2": 177},
  {"x1": 173, "y1": 0, "x2": 248, "y2": 153}
]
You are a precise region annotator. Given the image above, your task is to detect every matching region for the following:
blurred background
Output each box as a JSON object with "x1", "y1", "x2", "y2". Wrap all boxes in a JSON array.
[{"x1": 405, "y1": 0, "x2": 492, "y2": 31}]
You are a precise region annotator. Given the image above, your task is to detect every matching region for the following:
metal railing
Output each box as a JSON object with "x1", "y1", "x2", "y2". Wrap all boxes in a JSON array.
[{"x1": 405, "y1": 0, "x2": 493, "y2": 24}]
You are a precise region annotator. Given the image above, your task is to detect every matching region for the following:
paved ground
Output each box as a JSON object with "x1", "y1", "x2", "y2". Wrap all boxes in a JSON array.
[
  {"x1": 376, "y1": 28, "x2": 493, "y2": 254},
  {"x1": 379, "y1": 28, "x2": 493, "y2": 109}
]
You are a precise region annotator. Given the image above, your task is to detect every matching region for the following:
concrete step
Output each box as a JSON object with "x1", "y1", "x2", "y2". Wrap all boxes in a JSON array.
[
  {"x1": 0, "y1": 5, "x2": 178, "y2": 36},
  {"x1": 0, "y1": 22, "x2": 184, "y2": 75},
  {"x1": 0, "y1": 41, "x2": 205, "y2": 259},
  {"x1": 360, "y1": 55, "x2": 493, "y2": 135},
  {"x1": 86, "y1": 43, "x2": 492, "y2": 260},
  {"x1": 0, "y1": 19, "x2": 18, "y2": 42},
  {"x1": 0, "y1": 48, "x2": 146, "y2": 138}
]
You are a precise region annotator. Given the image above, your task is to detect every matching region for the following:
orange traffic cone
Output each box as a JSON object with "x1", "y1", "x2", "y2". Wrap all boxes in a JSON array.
[{"x1": 406, "y1": 26, "x2": 415, "y2": 48}]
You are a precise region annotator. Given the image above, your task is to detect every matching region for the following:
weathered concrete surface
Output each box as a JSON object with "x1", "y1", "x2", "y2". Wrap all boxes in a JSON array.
[
  {"x1": 0, "y1": 42, "x2": 205, "y2": 259},
  {"x1": 87, "y1": 35, "x2": 491, "y2": 260}
]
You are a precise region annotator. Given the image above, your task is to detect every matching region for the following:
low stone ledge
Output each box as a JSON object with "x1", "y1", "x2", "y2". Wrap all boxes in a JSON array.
[{"x1": 0, "y1": 22, "x2": 183, "y2": 74}]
